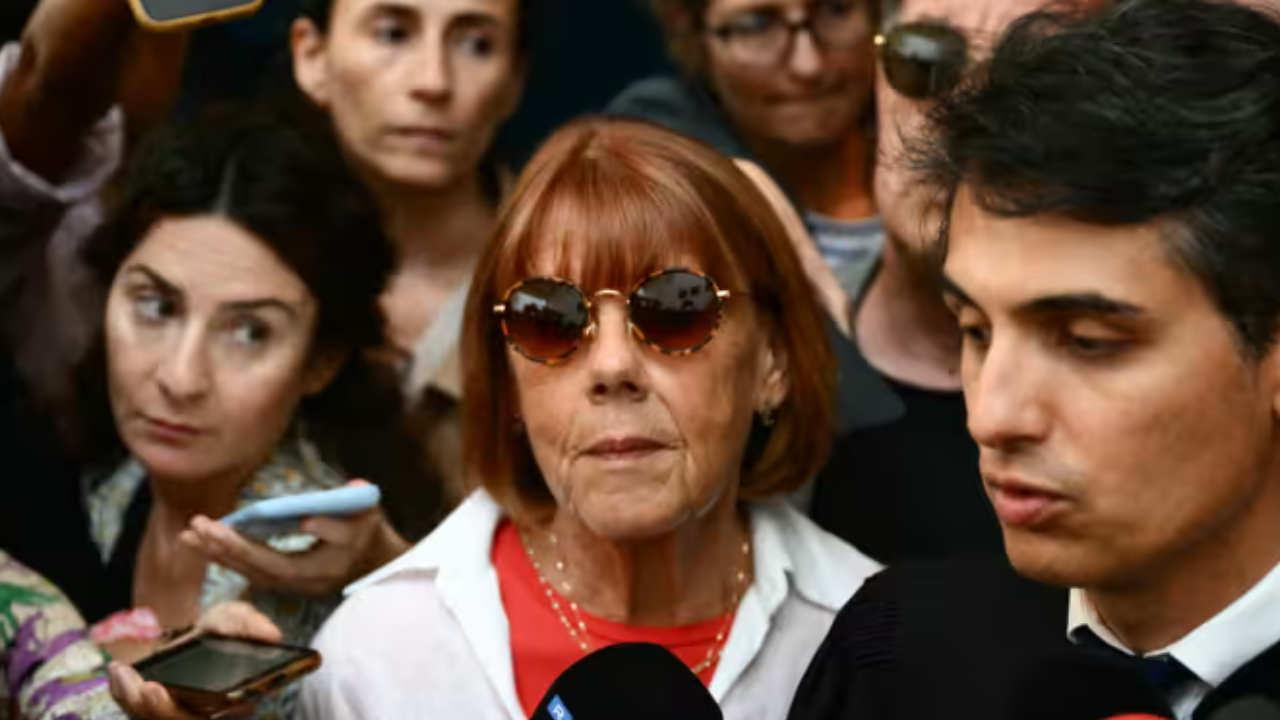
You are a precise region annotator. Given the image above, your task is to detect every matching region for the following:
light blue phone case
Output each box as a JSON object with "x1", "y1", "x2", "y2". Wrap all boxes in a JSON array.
[{"x1": 220, "y1": 485, "x2": 382, "y2": 542}]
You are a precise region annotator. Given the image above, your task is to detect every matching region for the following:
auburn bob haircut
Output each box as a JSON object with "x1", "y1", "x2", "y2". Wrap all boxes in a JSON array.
[{"x1": 461, "y1": 117, "x2": 836, "y2": 518}]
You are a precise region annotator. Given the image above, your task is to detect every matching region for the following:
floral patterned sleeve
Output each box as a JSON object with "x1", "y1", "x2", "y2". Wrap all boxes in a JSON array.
[{"x1": 0, "y1": 552, "x2": 125, "y2": 720}]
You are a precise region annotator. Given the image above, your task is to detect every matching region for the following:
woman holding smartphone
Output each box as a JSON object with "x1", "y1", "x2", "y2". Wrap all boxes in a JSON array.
[
  {"x1": 0, "y1": 0, "x2": 529, "y2": 615},
  {"x1": 68, "y1": 112, "x2": 439, "y2": 720}
]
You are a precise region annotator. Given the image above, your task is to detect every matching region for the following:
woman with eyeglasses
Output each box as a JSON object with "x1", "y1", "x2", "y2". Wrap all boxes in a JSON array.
[
  {"x1": 298, "y1": 118, "x2": 881, "y2": 720},
  {"x1": 610, "y1": 0, "x2": 883, "y2": 303}
]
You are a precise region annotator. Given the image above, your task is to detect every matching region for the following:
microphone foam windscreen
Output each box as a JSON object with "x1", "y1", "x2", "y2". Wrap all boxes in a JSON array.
[{"x1": 530, "y1": 643, "x2": 723, "y2": 720}]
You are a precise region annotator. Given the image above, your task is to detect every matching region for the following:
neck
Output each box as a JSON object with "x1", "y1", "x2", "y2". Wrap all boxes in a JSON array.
[
  {"x1": 528, "y1": 491, "x2": 750, "y2": 627},
  {"x1": 748, "y1": 131, "x2": 875, "y2": 220},
  {"x1": 1088, "y1": 471, "x2": 1280, "y2": 654},
  {"x1": 855, "y1": 237, "x2": 962, "y2": 390},
  {"x1": 147, "y1": 471, "x2": 244, "y2": 532},
  {"x1": 372, "y1": 170, "x2": 495, "y2": 273}
]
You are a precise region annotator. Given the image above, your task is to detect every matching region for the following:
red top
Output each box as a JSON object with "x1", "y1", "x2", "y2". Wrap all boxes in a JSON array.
[{"x1": 492, "y1": 520, "x2": 735, "y2": 717}]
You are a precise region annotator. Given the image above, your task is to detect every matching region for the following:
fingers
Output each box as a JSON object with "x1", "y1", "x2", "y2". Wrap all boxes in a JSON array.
[
  {"x1": 301, "y1": 508, "x2": 379, "y2": 547},
  {"x1": 200, "y1": 602, "x2": 284, "y2": 644},
  {"x1": 108, "y1": 662, "x2": 204, "y2": 720},
  {"x1": 186, "y1": 516, "x2": 299, "y2": 591},
  {"x1": 299, "y1": 479, "x2": 378, "y2": 545}
]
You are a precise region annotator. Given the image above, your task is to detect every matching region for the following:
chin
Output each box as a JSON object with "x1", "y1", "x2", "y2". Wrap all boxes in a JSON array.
[
  {"x1": 131, "y1": 451, "x2": 218, "y2": 486},
  {"x1": 376, "y1": 156, "x2": 462, "y2": 192},
  {"x1": 574, "y1": 496, "x2": 693, "y2": 544},
  {"x1": 764, "y1": 112, "x2": 863, "y2": 150},
  {"x1": 1003, "y1": 531, "x2": 1110, "y2": 590}
]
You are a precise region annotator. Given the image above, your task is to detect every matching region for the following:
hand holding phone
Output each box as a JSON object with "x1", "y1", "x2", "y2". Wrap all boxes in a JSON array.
[
  {"x1": 220, "y1": 485, "x2": 383, "y2": 542},
  {"x1": 122, "y1": 635, "x2": 320, "y2": 717},
  {"x1": 181, "y1": 482, "x2": 409, "y2": 598},
  {"x1": 127, "y1": 0, "x2": 263, "y2": 32}
]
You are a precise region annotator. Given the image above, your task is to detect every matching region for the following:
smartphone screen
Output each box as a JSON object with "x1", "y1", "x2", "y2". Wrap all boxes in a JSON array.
[
  {"x1": 138, "y1": 637, "x2": 313, "y2": 694},
  {"x1": 134, "y1": 0, "x2": 257, "y2": 22}
]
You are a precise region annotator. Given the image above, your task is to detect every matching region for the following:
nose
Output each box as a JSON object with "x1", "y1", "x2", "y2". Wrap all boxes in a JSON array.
[
  {"x1": 965, "y1": 334, "x2": 1051, "y2": 453},
  {"x1": 409, "y1": 29, "x2": 452, "y2": 102},
  {"x1": 787, "y1": 26, "x2": 826, "y2": 80},
  {"x1": 156, "y1": 328, "x2": 212, "y2": 406},
  {"x1": 584, "y1": 296, "x2": 647, "y2": 404}
]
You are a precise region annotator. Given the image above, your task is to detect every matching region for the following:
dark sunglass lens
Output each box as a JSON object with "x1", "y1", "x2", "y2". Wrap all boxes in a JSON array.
[
  {"x1": 504, "y1": 279, "x2": 588, "y2": 360},
  {"x1": 631, "y1": 271, "x2": 722, "y2": 353},
  {"x1": 881, "y1": 23, "x2": 968, "y2": 99}
]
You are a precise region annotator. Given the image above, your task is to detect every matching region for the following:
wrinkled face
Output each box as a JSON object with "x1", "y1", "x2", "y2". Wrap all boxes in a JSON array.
[
  {"x1": 106, "y1": 216, "x2": 335, "y2": 486},
  {"x1": 875, "y1": 0, "x2": 1050, "y2": 256},
  {"x1": 942, "y1": 190, "x2": 1280, "y2": 591},
  {"x1": 702, "y1": 0, "x2": 876, "y2": 151},
  {"x1": 293, "y1": 0, "x2": 524, "y2": 191},
  {"x1": 509, "y1": 254, "x2": 787, "y2": 541}
]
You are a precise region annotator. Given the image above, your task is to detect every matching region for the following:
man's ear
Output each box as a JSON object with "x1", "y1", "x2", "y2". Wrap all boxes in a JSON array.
[
  {"x1": 303, "y1": 350, "x2": 348, "y2": 397},
  {"x1": 291, "y1": 17, "x2": 331, "y2": 109}
]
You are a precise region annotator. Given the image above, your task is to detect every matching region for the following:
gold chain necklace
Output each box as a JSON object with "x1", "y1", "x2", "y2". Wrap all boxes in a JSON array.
[{"x1": 520, "y1": 529, "x2": 752, "y2": 675}]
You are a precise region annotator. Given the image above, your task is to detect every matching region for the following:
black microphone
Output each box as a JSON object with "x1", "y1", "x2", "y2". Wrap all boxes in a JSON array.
[
  {"x1": 530, "y1": 643, "x2": 723, "y2": 720},
  {"x1": 999, "y1": 649, "x2": 1173, "y2": 720},
  {"x1": 1206, "y1": 697, "x2": 1280, "y2": 720}
]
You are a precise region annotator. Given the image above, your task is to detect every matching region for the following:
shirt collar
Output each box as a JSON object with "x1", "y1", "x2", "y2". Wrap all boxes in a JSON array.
[
  {"x1": 349, "y1": 490, "x2": 878, "y2": 611},
  {"x1": 1067, "y1": 558, "x2": 1280, "y2": 687},
  {"x1": 346, "y1": 490, "x2": 501, "y2": 595}
]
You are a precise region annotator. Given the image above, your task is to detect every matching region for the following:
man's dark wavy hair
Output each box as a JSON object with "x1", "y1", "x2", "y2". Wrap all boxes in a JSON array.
[{"x1": 915, "y1": 0, "x2": 1280, "y2": 360}]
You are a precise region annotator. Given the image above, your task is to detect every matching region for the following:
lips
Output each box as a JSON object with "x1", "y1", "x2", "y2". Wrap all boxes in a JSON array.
[
  {"x1": 985, "y1": 475, "x2": 1071, "y2": 529},
  {"x1": 389, "y1": 126, "x2": 456, "y2": 149},
  {"x1": 583, "y1": 436, "x2": 670, "y2": 460},
  {"x1": 141, "y1": 415, "x2": 203, "y2": 442}
]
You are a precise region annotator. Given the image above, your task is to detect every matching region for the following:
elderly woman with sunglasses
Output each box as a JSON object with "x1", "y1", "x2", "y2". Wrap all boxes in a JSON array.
[{"x1": 298, "y1": 119, "x2": 881, "y2": 720}]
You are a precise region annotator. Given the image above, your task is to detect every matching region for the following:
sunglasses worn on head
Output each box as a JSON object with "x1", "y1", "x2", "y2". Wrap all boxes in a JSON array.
[
  {"x1": 494, "y1": 268, "x2": 732, "y2": 364},
  {"x1": 876, "y1": 21, "x2": 969, "y2": 100}
]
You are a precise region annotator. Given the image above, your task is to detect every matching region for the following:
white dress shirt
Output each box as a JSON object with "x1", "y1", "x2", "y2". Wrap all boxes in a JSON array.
[
  {"x1": 299, "y1": 490, "x2": 882, "y2": 720},
  {"x1": 1068, "y1": 558, "x2": 1280, "y2": 720}
]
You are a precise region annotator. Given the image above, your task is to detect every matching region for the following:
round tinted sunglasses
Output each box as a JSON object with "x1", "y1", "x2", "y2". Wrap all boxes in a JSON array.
[
  {"x1": 493, "y1": 268, "x2": 732, "y2": 364},
  {"x1": 876, "y1": 21, "x2": 969, "y2": 100}
]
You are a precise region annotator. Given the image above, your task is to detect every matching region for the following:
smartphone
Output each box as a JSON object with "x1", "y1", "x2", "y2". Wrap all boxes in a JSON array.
[
  {"x1": 221, "y1": 485, "x2": 383, "y2": 542},
  {"x1": 134, "y1": 635, "x2": 321, "y2": 714},
  {"x1": 127, "y1": 0, "x2": 263, "y2": 32}
]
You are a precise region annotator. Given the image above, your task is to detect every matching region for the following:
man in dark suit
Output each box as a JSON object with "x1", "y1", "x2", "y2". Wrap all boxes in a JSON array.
[
  {"x1": 913, "y1": 0, "x2": 1280, "y2": 717},
  {"x1": 791, "y1": 2, "x2": 1280, "y2": 718}
]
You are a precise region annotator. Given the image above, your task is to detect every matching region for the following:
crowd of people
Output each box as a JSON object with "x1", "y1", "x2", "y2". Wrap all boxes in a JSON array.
[{"x1": 2, "y1": 0, "x2": 1280, "y2": 719}]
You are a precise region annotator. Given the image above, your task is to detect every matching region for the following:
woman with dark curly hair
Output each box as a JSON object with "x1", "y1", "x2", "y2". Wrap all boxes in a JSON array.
[{"x1": 65, "y1": 112, "x2": 440, "y2": 720}]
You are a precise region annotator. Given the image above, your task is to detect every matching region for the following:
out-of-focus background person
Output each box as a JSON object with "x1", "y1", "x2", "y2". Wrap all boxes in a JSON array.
[
  {"x1": 807, "y1": 0, "x2": 1103, "y2": 567},
  {"x1": 611, "y1": 0, "x2": 884, "y2": 301}
]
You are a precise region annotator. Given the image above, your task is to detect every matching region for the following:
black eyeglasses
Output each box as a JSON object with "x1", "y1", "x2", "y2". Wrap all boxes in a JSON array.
[
  {"x1": 493, "y1": 268, "x2": 732, "y2": 364},
  {"x1": 876, "y1": 21, "x2": 969, "y2": 99},
  {"x1": 708, "y1": 0, "x2": 871, "y2": 68}
]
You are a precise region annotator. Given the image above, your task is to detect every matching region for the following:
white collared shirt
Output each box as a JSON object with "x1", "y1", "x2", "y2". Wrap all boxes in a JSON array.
[
  {"x1": 299, "y1": 490, "x2": 881, "y2": 720},
  {"x1": 1067, "y1": 558, "x2": 1280, "y2": 720}
]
